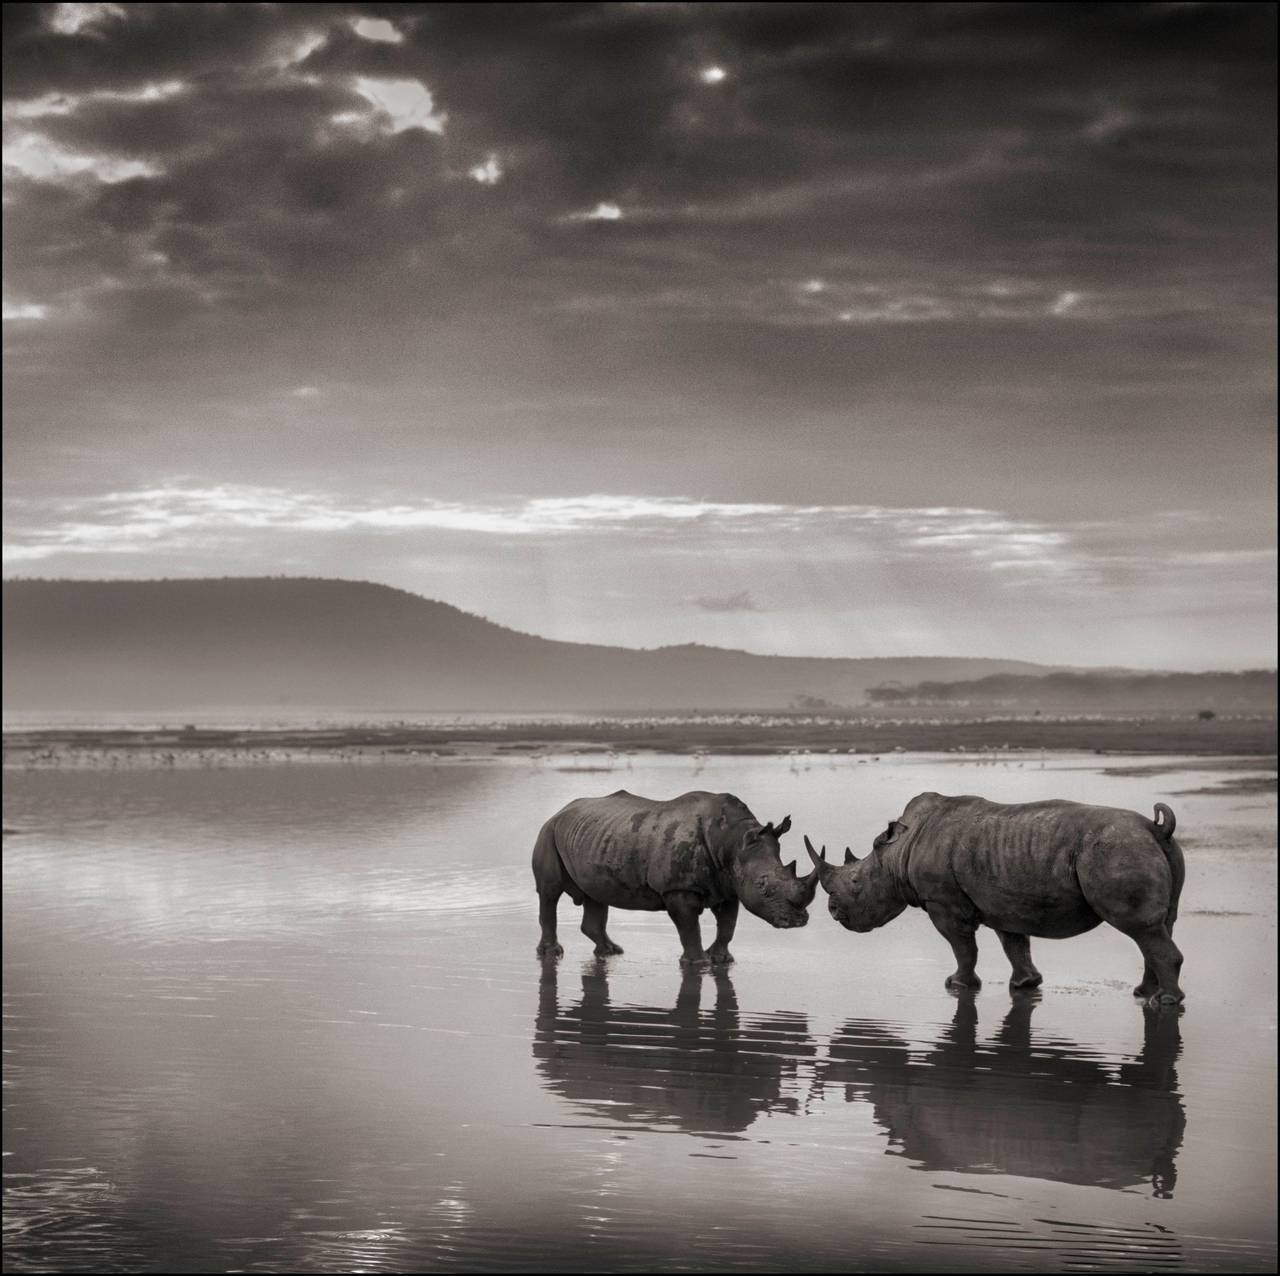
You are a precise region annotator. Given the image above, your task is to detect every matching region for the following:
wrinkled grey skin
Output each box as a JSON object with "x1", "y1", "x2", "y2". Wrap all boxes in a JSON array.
[
  {"x1": 809, "y1": 792, "x2": 1186, "y2": 1006},
  {"x1": 533, "y1": 790, "x2": 819, "y2": 966}
]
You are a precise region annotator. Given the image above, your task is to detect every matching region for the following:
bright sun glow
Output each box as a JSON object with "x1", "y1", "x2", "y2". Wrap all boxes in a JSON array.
[{"x1": 469, "y1": 155, "x2": 503, "y2": 185}]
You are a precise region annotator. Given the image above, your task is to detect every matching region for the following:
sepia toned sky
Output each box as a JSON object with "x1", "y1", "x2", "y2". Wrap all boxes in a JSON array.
[{"x1": 3, "y1": 2, "x2": 1276, "y2": 667}]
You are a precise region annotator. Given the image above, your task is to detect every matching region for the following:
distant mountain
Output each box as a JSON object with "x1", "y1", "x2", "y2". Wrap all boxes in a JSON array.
[
  {"x1": 4, "y1": 577, "x2": 1061, "y2": 714},
  {"x1": 868, "y1": 670, "x2": 1277, "y2": 712}
]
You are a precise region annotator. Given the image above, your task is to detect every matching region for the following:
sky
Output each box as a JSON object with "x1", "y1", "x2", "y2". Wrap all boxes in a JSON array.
[{"x1": 3, "y1": 1, "x2": 1276, "y2": 668}]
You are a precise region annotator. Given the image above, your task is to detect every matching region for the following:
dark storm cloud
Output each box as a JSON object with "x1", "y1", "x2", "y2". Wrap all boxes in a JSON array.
[{"x1": 6, "y1": 3, "x2": 1274, "y2": 319}]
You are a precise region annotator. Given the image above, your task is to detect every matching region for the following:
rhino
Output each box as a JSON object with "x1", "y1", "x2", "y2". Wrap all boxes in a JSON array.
[
  {"x1": 532, "y1": 790, "x2": 819, "y2": 965},
  {"x1": 807, "y1": 792, "x2": 1186, "y2": 1005}
]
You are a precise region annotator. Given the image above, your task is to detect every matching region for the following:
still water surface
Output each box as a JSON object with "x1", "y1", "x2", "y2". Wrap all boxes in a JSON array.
[{"x1": 4, "y1": 754, "x2": 1276, "y2": 1271}]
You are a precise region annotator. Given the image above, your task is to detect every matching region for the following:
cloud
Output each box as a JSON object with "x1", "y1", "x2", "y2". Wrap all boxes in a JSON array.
[
  {"x1": 691, "y1": 590, "x2": 763, "y2": 612},
  {"x1": 3, "y1": 93, "x2": 79, "y2": 120},
  {"x1": 337, "y1": 77, "x2": 447, "y2": 136},
  {"x1": 9, "y1": 486, "x2": 1268, "y2": 607},
  {"x1": 579, "y1": 201, "x2": 622, "y2": 221},
  {"x1": 275, "y1": 29, "x2": 328, "y2": 70},
  {"x1": 47, "y1": 3, "x2": 126, "y2": 38},
  {"x1": 3, "y1": 300, "x2": 49, "y2": 321},
  {"x1": 557, "y1": 275, "x2": 1139, "y2": 329},
  {"x1": 2, "y1": 130, "x2": 161, "y2": 183},
  {"x1": 1081, "y1": 106, "x2": 1136, "y2": 141},
  {"x1": 0, "y1": 484, "x2": 1098, "y2": 578},
  {"x1": 3, "y1": 3, "x2": 1270, "y2": 343},
  {"x1": 349, "y1": 17, "x2": 404, "y2": 45},
  {"x1": 3, "y1": 81, "x2": 186, "y2": 120},
  {"x1": 519, "y1": 495, "x2": 788, "y2": 525},
  {"x1": 1050, "y1": 290, "x2": 1083, "y2": 317}
]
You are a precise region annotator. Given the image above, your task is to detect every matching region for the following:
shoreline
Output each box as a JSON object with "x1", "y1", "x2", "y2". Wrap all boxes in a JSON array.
[{"x1": 4, "y1": 715, "x2": 1276, "y2": 768}]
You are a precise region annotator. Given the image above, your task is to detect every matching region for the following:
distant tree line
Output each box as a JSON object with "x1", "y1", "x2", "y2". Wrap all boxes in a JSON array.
[{"x1": 866, "y1": 670, "x2": 1277, "y2": 711}]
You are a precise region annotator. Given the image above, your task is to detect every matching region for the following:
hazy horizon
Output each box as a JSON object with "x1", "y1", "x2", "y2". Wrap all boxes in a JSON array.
[
  {"x1": 4, "y1": 573, "x2": 1277, "y2": 673},
  {"x1": 4, "y1": 3, "x2": 1277, "y2": 669}
]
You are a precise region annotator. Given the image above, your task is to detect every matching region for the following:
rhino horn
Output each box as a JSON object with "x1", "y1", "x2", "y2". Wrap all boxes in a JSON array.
[
  {"x1": 803, "y1": 835, "x2": 829, "y2": 871},
  {"x1": 801, "y1": 836, "x2": 826, "y2": 895},
  {"x1": 844, "y1": 847, "x2": 857, "y2": 865},
  {"x1": 783, "y1": 859, "x2": 797, "y2": 877}
]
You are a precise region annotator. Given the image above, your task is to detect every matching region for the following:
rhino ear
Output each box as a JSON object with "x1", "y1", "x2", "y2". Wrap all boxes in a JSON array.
[
  {"x1": 774, "y1": 814, "x2": 792, "y2": 837},
  {"x1": 881, "y1": 821, "x2": 908, "y2": 845},
  {"x1": 844, "y1": 846, "x2": 857, "y2": 865}
]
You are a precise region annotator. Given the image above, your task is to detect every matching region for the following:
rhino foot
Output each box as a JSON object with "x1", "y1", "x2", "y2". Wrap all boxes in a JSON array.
[
  {"x1": 593, "y1": 941, "x2": 624, "y2": 956},
  {"x1": 1146, "y1": 990, "x2": 1185, "y2": 1009},
  {"x1": 945, "y1": 973, "x2": 982, "y2": 991},
  {"x1": 536, "y1": 941, "x2": 563, "y2": 958},
  {"x1": 680, "y1": 951, "x2": 711, "y2": 969},
  {"x1": 1010, "y1": 972, "x2": 1043, "y2": 990},
  {"x1": 707, "y1": 945, "x2": 735, "y2": 966}
]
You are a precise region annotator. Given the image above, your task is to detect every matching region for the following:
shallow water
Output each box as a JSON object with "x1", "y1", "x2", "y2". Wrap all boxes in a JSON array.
[{"x1": 3, "y1": 754, "x2": 1276, "y2": 1272}]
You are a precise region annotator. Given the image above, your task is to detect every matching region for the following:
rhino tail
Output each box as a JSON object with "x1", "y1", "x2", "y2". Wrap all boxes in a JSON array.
[{"x1": 1150, "y1": 804, "x2": 1184, "y2": 928}]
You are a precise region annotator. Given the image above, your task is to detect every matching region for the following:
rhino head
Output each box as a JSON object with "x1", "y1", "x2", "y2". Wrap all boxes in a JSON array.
[
  {"x1": 805, "y1": 827, "x2": 910, "y2": 933},
  {"x1": 734, "y1": 815, "x2": 820, "y2": 928}
]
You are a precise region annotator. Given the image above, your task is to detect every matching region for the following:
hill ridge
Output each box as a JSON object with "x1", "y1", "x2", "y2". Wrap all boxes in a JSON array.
[
  {"x1": 5, "y1": 575, "x2": 1041, "y2": 664},
  {"x1": 3, "y1": 576, "x2": 1066, "y2": 712}
]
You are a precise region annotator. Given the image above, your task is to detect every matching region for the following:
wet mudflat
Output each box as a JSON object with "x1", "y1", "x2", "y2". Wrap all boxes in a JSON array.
[{"x1": 3, "y1": 753, "x2": 1276, "y2": 1272}]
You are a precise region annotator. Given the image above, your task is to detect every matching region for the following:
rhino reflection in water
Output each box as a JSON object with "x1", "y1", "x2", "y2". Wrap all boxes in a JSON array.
[
  {"x1": 816, "y1": 995, "x2": 1185, "y2": 1197},
  {"x1": 534, "y1": 962, "x2": 815, "y2": 1135}
]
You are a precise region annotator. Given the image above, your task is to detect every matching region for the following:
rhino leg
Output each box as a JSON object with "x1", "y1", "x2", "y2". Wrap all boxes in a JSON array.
[
  {"x1": 1134, "y1": 958, "x2": 1159, "y2": 1000},
  {"x1": 997, "y1": 930, "x2": 1043, "y2": 989},
  {"x1": 707, "y1": 899, "x2": 739, "y2": 965},
  {"x1": 581, "y1": 897, "x2": 624, "y2": 956},
  {"x1": 666, "y1": 891, "x2": 710, "y2": 967},
  {"x1": 536, "y1": 889, "x2": 563, "y2": 958},
  {"x1": 1129, "y1": 924, "x2": 1185, "y2": 1006},
  {"x1": 1077, "y1": 841, "x2": 1181, "y2": 1001},
  {"x1": 926, "y1": 902, "x2": 982, "y2": 991}
]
